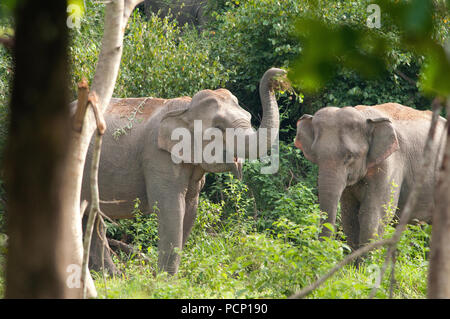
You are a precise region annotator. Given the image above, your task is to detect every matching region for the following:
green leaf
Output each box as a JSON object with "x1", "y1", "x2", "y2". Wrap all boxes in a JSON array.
[{"x1": 322, "y1": 223, "x2": 335, "y2": 232}]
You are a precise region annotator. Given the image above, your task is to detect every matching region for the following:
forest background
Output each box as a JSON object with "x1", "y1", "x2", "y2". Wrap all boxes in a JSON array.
[{"x1": 0, "y1": 0, "x2": 449, "y2": 298}]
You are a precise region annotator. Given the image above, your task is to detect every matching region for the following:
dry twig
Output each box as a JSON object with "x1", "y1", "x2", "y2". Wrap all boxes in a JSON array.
[{"x1": 81, "y1": 91, "x2": 107, "y2": 299}]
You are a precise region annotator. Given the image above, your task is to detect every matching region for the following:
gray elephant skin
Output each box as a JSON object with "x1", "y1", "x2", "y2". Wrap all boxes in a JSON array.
[
  {"x1": 142, "y1": 0, "x2": 207, "y2": 27},
  {"x1": 81, "y1": 68, "x2": 285, "y2": 274},
  {"x1": 295, "y1": 103, "x2": 446, "y2": 250}
]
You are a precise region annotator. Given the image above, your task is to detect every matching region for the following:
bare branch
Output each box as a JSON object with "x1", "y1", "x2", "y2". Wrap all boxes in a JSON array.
[
  {"x1": 428, "y1": 96, "x2": 450, "y2": 298},
  {"x1": 394, "y1": 69, "x2": 416, "y2": 86},
  {"x1": 289, "y1": 238, "x2": 393, "y2": 299},
  {"x1": 108, "y1": 238, "x2": 151, "y2": 263},
  {"x1": 82, "y1": 129, "x2": 104, "y2": 299},
  {"x1": 72, "y1": 79, "x2": 89, "y2": 132},
  {"x1": 124, "y1": 0, "x2": 144, "y2": 22},
  {"x1": 87, "y1": 92, "x2": 106, "y2": 135},
  {"x1": 61, "y1": 0, "x2": 144, "y2": 297},
  {"x1": 99, "y1": 199, "x2": 127, "y2": 204}
]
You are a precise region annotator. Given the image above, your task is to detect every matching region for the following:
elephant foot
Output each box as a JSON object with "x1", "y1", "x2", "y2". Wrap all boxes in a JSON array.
[{"x1": 158, "y1": 253, "x2": 180, "y2": 276}]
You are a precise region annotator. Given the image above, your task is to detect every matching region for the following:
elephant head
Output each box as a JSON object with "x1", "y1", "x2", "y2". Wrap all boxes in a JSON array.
[
  {"x1": 295, "y1": 106, "x2": 399, "y2": 237},
  {"x1": 157, "y1": 68, "x2": 286, "y2": 175}
]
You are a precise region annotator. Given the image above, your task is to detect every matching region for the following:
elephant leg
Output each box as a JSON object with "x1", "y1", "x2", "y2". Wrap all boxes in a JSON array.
[
  {"x1": 340, "y1": 189, "x2": 360, "y2": 251},
  {"x1": 145, "y1": 175, "x2": 188, "y2": 275},
  {"x1": 358, "y1": 183, "x2": 400, "y2": 246},
  {"x1": 157, "y1": 197, "x2": 185, "y2": 275},
  {"x1": 182, "y1": 170, "x2": 205, "y2": 247},
  {"x1": 182, "y1": 194, "x2": 198, "y2": 248},
  {"x1": 82, "y1": 214, "x2": 119, "y2": 276}
]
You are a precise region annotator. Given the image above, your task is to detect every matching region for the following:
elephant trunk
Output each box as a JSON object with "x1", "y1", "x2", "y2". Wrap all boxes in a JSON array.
[
  {"x1": 317, "y1": 165, "x2": 346, "y2": 238},
  {"x1": 234, "y1": 68, "x2": 285, "y2": 159}
]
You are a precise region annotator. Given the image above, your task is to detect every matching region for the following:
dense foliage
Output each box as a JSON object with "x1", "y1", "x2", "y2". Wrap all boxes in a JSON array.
[{"x1": 1, "y1": 0, "x2": 448, "y2": 298}]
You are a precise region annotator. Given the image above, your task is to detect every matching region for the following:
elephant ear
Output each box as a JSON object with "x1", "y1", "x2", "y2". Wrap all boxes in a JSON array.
[
  {"x1": 366, "y1": 117, "x2": 399, "y2": 169},
  {"x1": 296, "y1": 114, "x2": 315, "y2": 162},
  {"x1": 157, "y1": 101, "x2": 192, "y2": 163}
]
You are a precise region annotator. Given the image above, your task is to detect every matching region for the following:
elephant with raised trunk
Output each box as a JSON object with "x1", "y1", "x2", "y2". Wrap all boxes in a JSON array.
[
  {"x1": 82, "y1": 68, "x2": 286, "y2": 274},
  {"x1": 295, "y1": 103, "x2": 446, "y2": 250}
]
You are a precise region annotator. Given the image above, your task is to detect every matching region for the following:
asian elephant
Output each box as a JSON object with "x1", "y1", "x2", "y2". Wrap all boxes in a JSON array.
[
  {"x1": 81, "y1": 68, "x2": 286, "y2": 275},
  {"x1": 295, "y1": 103, "x2": 446, "y2": 250},
  {"x1": 142, "y1": 0, "x2": 207, "y2": 27}
]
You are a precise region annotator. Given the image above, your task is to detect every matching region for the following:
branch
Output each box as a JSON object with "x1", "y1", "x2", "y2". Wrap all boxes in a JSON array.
[
  {"x1": 81, "y1": 96, "x2": 106, "y2": 299},
  {"x1": 428, "y1": 96, "x2": 450, "y2": 298},
  {"x1": 72, "y1": 79, "x2": 89, "y2": 132},
  {"x1": 90, "y1": 0, "x2": 143, "y2": 110},
  {"x1": 88, "y1": 93, "x2": 106, "y2": 135},
  {"x1": 124, "y1": 0, "x2": 143, "y2": 21},
  {"x1": 108, "y1": 238, "x2": 151, "y2": 263},
  {"x1": 289, "y1": 97, "x2": 444, "y2": 299},
  {"x1": 61, "y1": 0, "x2": 143, "y2": 298},
  {"x1": 394, "y1": 69, "x2": 416, "y2": 86},
  {"x1": 289, "y1": 238, "x2": 393, "y2": 299}
]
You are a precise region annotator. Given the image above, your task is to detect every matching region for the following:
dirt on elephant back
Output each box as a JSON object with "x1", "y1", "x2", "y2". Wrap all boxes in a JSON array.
[
  {"x1": 355, "y1": 103, "x2": 432, "y2": 121},
  {"x1": 106, "y1": 96, "x2": 191, "y2": 120}
]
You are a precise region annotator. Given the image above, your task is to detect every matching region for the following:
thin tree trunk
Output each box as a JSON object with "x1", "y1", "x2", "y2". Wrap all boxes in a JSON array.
[
  {"x1": 60, "y1": 0, "x2": 143, "y2": 298},
  {"x1": 428, "y1": 97, "x2": 450, "y2": 299},
  {"x1": 4, "y1": 0, "x2": 71, "y2": 298}
]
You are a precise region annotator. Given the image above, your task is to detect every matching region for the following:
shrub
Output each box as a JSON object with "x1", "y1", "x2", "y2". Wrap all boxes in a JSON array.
[
  {"x1": 69, "y1": 3, "x2": 230, "y2": 100},
  {"x1": 106, "y1": 198, "x2": 159, "y2": 253}
]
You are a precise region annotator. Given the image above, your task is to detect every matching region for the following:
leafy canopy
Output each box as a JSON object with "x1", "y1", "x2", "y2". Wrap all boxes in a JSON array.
[{"x1": 289, "y1": 0, "x2": 450, "y2": 97}]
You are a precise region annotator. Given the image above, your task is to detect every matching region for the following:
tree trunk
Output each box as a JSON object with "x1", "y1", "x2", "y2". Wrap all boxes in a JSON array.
[
  {"x1": 59, "y1": 0, "x2": 143, "y2": 298},
  {"x1": 4, "y1": 0, "x2": 71, "y2": 298},
  {"x1": 428, "y1": 98, "x2": 450, "y2": 299},
  {"x1": 4, "y1": 0, "x2": 143, "y2": 298}
]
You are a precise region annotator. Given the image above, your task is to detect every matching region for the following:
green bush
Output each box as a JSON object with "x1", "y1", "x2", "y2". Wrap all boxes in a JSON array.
[
  {"x1": 69, "y1": 4, "x2": 230, "y2": 100},
  {"x1": 203, "y1": 141, "x2": 318, "y2": 230},
  {"x1": 0, "y1": 0, "x2": 441, "y2": 299},
  {"x1": 106, "y1": 198, "x2": 159, "y2": 253},
  {"x1": 96, "y1": 183, "x2": 430, "y2": 299}
]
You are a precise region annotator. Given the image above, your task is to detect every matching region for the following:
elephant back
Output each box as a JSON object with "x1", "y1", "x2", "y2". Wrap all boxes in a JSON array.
[
  {"x1": 355, "y1": 103, "x2": 433, "y2": 122},
  {"x1": 106, "y1": 96, "x2": 192, "y2": 122}
]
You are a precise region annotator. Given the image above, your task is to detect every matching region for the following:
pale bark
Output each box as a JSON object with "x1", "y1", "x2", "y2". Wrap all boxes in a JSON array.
[
  {"x1": 61, "y1": 0, "x2": 143, "y2": 298},
  {"x1": 428, "y1": 97, "x2": 450, "y2": 299},
  {"x1": 82, "y1": 130, "x2": 103, "y2": 299}
]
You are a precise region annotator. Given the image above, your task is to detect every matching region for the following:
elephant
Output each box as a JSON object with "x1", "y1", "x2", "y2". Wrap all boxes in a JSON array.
[
  {"x1": 81, "y1": 68, "x2": 286, "y2": 275},
  {"x1": 141, "y1": 0, "x2": 208, "y2": 27},
  {"x1": 295, "y1": 103, "x2": 447, "y2": 250}
]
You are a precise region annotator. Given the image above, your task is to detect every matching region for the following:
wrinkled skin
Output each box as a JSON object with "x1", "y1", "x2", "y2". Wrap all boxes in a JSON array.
[
  {"x1": 295, "y1": 103, "x2": 447, "y2": 250},
  {"x1": 82, "y1": 68, "x2": 285, "y2": 274}
]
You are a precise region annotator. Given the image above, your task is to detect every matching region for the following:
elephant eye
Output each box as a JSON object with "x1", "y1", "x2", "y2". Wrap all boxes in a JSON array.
[{"x1": 343, "y1": 152, "x2": 355, "y2": 164}]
